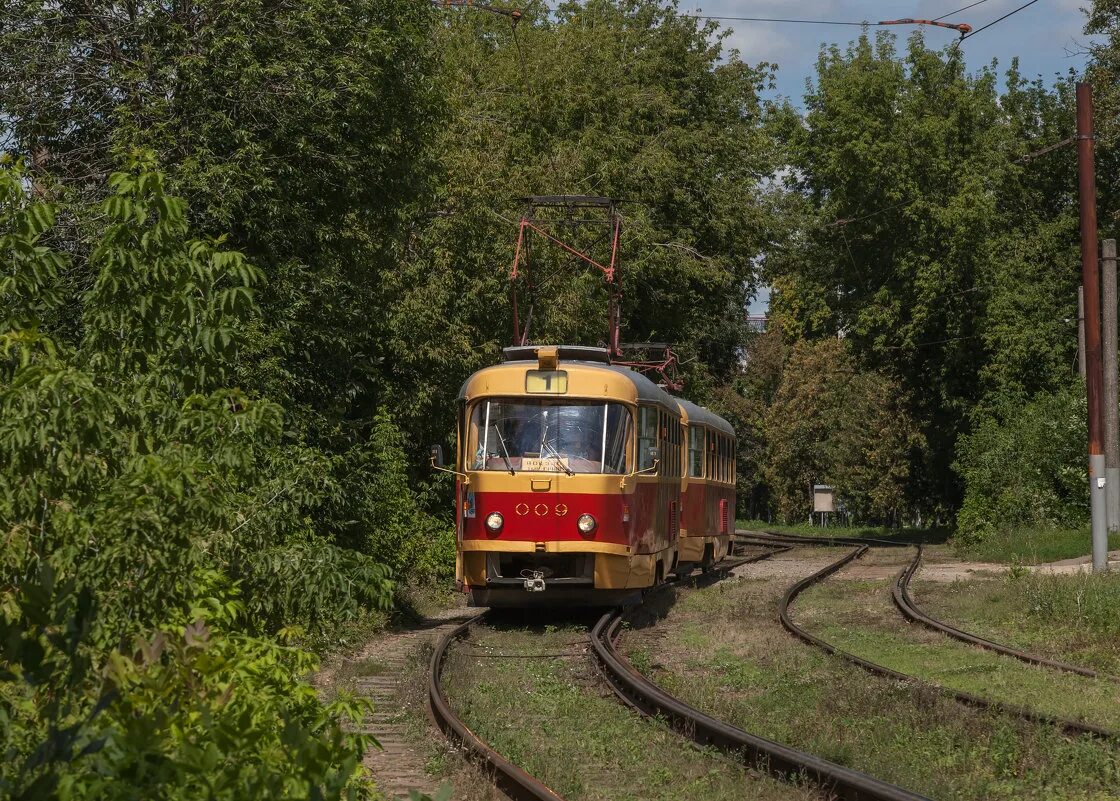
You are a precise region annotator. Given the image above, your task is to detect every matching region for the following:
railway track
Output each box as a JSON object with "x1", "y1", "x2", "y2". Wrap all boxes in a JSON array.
[
  {"x1": 427, "y1": 545, "x2": 931, "y2": 801},
  {"x1": 427, "y1": 534, "x2": 1120, "y2": 801},
  {"x1": 892, "y1": 544, "x2": 1119, "y2": 682},
  {"x1": 428, "y1": 610, "x2": 566, "y2": 801},
  {"x1": 759, "y1": 531, "x2": 1120, "y2": 740},
  {"x1": 590, "y1": 596, "x2": 930, "y2": 801}
]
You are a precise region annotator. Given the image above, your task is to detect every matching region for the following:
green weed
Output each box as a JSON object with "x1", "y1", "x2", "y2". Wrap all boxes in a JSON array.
[
  {"x1": 622, "y1": 564, "x2": 1120, "y2": 800},
  {"x1": 954, "y1": 527, "x2": 1120, "y2": 564},
  {"x1": 443, "y1": 624, "x2": 814, "y2": 801}
]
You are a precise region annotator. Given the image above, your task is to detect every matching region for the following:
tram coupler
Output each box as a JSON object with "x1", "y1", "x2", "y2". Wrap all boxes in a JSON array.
[{"x1": 521, "y1": 570, "x2": 546, "y2": 592}]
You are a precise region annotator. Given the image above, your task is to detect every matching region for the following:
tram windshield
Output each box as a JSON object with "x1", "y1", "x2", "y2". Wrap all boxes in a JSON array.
[{"x1": 469, "y1": 399, "x2": 631, "y2": 474}]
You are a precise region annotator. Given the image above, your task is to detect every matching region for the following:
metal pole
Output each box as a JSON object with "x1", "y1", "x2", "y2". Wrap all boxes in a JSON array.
[
  {"x1": 1077, "y1": 82, "x2": 1108, "y2": 572},
  {"x1": 1104, "y1": 239, "x2": 1120, "y2": 534},
  {"x1": 1079, "y1": 285, "x2": 1087, "y2": 379}
]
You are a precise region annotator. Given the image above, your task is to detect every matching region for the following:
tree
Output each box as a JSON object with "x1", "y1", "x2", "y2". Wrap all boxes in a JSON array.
[
  {"x1": 763, "y1": 338, "x2": 921, "y2": 524},
  {"x1": 1, "y1": 2, "x2": 450, "y2": 587},
  {"x1": 767, "y1": 32, "x2": 1084, "y2": 519},
  {"x1": 0, "y1": 158, "x2": 379, "y2": 799},
  {"x1": 383, "y1": 0, "x2": 785, "y2": 453},
  {"x1": 1085, "y1": 0, "x2": 1120, "y2": 226},
  {"x1": 705, "y1": 326, "x2": 787, "y2": 519},
  {"x1": 955, "y1": 384, "x2": 1088, "y2": 544}
]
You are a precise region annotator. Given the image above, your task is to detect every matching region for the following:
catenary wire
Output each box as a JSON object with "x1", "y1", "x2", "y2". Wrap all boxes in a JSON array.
[
  {"x1": 679, "y1": 14, "x2": 870, "y2": 26},
  {"x1": 933, "y1": 0, "x2": 993, "y2": 22},
  {"x1": 959, "y1": 0, "x2": 1042, "y2": 40}
]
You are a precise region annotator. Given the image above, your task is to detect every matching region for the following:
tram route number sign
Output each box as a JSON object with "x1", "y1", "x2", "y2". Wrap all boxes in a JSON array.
[
  {"x1": 521, "y1": 457, "x2": 570, "y2": 473},
  {"x1": 525, "y1": 369, "x2": 568, "y2": 394}
]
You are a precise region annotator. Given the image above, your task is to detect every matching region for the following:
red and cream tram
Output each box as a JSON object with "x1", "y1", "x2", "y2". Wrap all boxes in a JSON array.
[
  {"x1": 676, "y1": 398, "x2": 736, "y2": 570},
  {"x1": 438, "y1": 344, "x2": 736, "y2": 606}
]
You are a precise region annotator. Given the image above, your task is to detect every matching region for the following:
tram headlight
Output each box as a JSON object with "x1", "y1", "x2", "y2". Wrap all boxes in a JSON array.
[
  {"x1": 577, "y1": 513, "x2": 598, "y2": 535},
  {"x1": 485, "y1": 512, "x2": 504, "y2": 533}
]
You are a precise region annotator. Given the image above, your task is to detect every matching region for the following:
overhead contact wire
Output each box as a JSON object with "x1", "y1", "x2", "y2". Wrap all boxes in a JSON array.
[{"x1": 959, "y1": 0, "x2": 1041, "y2": 41}]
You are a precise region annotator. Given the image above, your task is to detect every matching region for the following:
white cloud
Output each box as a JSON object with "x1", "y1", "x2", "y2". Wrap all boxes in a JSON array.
[
  {"x1": 680, "y1": 0, "x2": 1095, "y2": 101},
  {"x1": 720, "y1": 22, "x2": 798, "y2": 64}
]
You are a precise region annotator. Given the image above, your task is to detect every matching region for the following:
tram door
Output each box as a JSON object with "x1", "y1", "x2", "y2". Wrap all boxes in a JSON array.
[{"x1": 520, "y1": 404, "x2": 561, "y2": 544}]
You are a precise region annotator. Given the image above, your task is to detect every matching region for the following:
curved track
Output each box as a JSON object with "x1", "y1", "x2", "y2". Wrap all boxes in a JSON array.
[
  {"x1": 424, "y1": 548, "x2": 787, "y2": 801},
  {"x1": 428, "y1": 612, "x2": 567, "y2": 801},
  {"x1": 590, "y1": 599, "x2": 932, "y2": 801},
  {"x1": 428, "y1": 545, "x2": 932, "y2": 801},
  {"x1": 892, "y1": 545, "x2": 1117, "y2": 681},
  {"x1": 777, "y1": 543, "x2": 1118, "y2": 740}
]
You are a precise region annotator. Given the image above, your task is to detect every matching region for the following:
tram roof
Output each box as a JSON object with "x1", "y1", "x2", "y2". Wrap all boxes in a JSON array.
[
  {"x1": 457, "y1": 346, "x2": 736, "y2": 435},
  {"x1": 457, "y1": 347, "x2": 677, "y2": 409},
  {"x1": 676, "y1": 397, "x2": 735, "y2": 437}
]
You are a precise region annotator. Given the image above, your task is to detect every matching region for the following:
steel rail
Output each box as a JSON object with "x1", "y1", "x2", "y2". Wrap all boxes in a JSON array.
[
  {"x1": 710, "y1": 544, "x2": 794, "y2": 571},
  {"x1": 428, "y1": 612, "x2": 568, "y2": 801},
  {"x1": 423, "y1": 546, "x2": 786, "y2": 801},
  {"x1": 591, "y1": 549, "x2": 932, "y2": 801},
  {"x1": 779, "y1": 546, "x2": 1119, "y2": 740},
  {"x1": 735, "y1": 528, "x2": 916, "y2": 548},
  {"x1": 892, "y1": 545, "x2": 1119, "y2": 681}
]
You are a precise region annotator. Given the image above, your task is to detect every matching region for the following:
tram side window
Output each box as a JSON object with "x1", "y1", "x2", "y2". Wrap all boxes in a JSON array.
[
  {"x1": 672, "y1": 418, "x2": 680, "y2": 477},
  {"x1": 729, "y1": 439, "x2": 736, "y2": 483},
  {"x1": 664, "y1": 415, "x2": 673, "y2": 477},
  {"x1": 719, "y1": 437, "x2": 727, "y2": 483},
  {"x1": 688, "y1": 425, "x2": 704, "y2": 477},
  {"x1": 638, "y1": 407, "x2": 658, "y2": 470},
  {"x1": 664, "y1": 414, "x2": 679, "y2": 478}
]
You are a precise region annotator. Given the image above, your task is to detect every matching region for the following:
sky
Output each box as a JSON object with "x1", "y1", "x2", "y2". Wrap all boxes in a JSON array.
[
  {"x1": 697, "y1": 0, "x2": 1098, "y2": 103},
  {"x1": 729, "y1": 0, "x2": 1099, "y2": 314}
]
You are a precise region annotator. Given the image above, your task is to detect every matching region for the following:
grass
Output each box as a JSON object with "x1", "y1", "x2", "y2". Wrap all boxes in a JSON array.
[
  {"x1": 796, "y1": 570, "x2": 1120, "y2": 730},
  {"x1": 440, "y1": 619, "x2": 815, "y2": 801},
  {"x1": 619, "y1": 552, "x2": 1120, "y2": 800},
  {"x1": 797, "y1": 562, "x2": 1120, "y2": 727},
  {"x1": 740, "y1": 519, "x2": 1120, "y2": 564},
  {"x1": 736, "y1": 518, "x2": 949, "y2": 545},
  {"x1": 302, "y1": 607, "x2": 391, "y2": 655},
  {"x1": 955, "y1": 527, "x2": 1120, "y2": 564},
  {"x1": 912, "y1": 569, "x2": 1120, "y2": 675},
  {"x1": 395, "y1": 579, "x2": 461, "y2": 620}
]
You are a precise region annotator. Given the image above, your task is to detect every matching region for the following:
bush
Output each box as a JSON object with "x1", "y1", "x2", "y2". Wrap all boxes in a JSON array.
[
  {"x1": 335, "y1": 413, "x2": 456, "y2": 582},
  {"x1": 1010, "y1": 568, "x2": 1120, "y2": 637},
  {"x1": 241, "y1": 538, "x2": 393, "y2": 634},
  {"x1": 955, "y1": 385, "x2": 1087, "y2": 546},
  {"x1": 0, "y1": 159, "x2": 385, "y2": 800},
  {"x1": 1, "y1": 570, "x2": 373, "y2": 801}
]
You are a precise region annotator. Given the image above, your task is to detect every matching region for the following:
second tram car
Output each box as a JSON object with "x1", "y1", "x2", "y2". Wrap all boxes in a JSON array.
[
  {"x1": 441, "y1": 344, "x2": 736, "y2": 606},
  {"x1": 676, "y1": 398, "x2": 736, "y2": 570}
]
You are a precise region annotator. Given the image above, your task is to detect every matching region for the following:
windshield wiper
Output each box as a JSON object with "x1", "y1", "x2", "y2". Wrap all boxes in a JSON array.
[
  {"x1": 540, "y1": 438, "x2": 574, "y2": 476},
  {"x1": 539, "y1": 418, "x2": 574, "y2": 476},
  {"x1": 491, "y1": 425, "x2": 516, "y2": 475}
]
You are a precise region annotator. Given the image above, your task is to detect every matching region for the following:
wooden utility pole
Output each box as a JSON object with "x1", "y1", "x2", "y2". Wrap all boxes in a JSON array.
[
  {"x1": 1104, "y1": 238, "x2": 1120, "y2": 534},
  {"x1": 1079, "y1": 285, "x2": 1087, "y2": 379},
  {"x1": 1077, "y1": 82, "x2": 1108, "y2": 572}
]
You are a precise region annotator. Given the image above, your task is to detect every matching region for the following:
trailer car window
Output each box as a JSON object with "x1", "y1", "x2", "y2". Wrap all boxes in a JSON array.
[{"x1": 637, "y1": 407, "x2": 658, "y2": 471}]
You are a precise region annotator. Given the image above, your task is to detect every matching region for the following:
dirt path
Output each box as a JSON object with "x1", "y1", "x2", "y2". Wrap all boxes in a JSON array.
[{"x1": 319, "y1": 607, "x2": 481, "y2": 801}]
